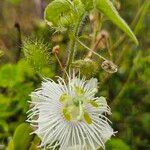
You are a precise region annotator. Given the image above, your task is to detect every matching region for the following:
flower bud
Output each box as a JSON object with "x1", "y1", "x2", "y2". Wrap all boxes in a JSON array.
[
  {"x1": 23, "y1": 38, "x2": 50, "y2": 72},
  {"x1": 52, "y1": 45, "x2": 60, "y2": 54},
  {"x1": 99, "y1": 30, "x2": 109, "y2": 39},
  {"x1": 96, "y1": 30, "x2": 109, "y2": 49},
  {"x1": 72, "y1": 59, "x2": 99, "y2": 78},
  {"x1": 101, "y1": 60, "x2": 118, "y2": 73}
]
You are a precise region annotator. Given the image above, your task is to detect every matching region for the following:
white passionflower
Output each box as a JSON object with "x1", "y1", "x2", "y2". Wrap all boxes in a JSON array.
[{"x1": 27, "y1": 75, "x2": 115, "y2": 150}]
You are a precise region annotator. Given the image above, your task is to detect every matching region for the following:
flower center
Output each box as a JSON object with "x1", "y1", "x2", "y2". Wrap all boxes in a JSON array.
[{"x1": 59, "y1": 86, "x2": 99, "y2": 124}]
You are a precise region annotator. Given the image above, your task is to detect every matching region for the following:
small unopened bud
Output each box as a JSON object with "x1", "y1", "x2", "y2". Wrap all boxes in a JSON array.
[
  {"x1": 52, "y1": 45, "x2": 60, "y2": 54},
  {"x1": 23, "y1": 38, "x2": 50, "y2": 72},
  {"x1": 99, "y1": 30, "x2": 109, "y2": 39},
  {"x1": 101, "y1": 60, "x2": 118, "y2": 73},
  {"x1": 96, "y1": 30, "x2": 109, "y2": 49}
]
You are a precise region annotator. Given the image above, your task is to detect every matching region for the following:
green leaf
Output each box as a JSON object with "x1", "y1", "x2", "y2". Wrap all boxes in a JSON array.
[
  {"x1": 106, "y1": 138, "x2": 130, "y2": 150},
  {"x1": 6, "y1": 0, "x2": 21, "y2": 5},
  {"x1": 0, "y1": 120, "x2": 9, "y2": 132},
  {"x1": 81, "y1": 0, "x2": 94, "y2": 11},
  {"x1": 134, "y1": 0, "x2": 150, "y2": 34},
  {"x1": 141, "y1": 113, "x2": 150, "y2": 133},
  {"x1": 95, "y1": 0, "x2": 138, "y2": 45},
  {"x1": 73, "y1": 0, "x2": 85, "y2": 17},
  {"x1": 13, "y1": 123, "x2": 34, "y2": 150},
  {"x1": 29, "y1": 143, "x2": 38, "y2": 150},
  {"x1": 44, "y1": 0, "x2": 75, "y2": 31},
  {"x1": 0, "y1": 64, "x2": 23, "y2": 88},
  {"x1": 0, "y1": 60, "x2": 34, "y2": 88},
  {"x1": 29, "y1": 136, "x2": 41, "y2": 150},
  {"x1": 7, "y1": 139, "x2": 14, "y2": 150}
]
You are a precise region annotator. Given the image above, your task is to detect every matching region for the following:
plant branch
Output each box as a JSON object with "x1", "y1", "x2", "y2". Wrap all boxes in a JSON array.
[
  {"x1": 75, "y1": 37, "x2": 107, "y2": 61},
  {"x1": 66, "y1": 14, "x2": 86, "y2": 72},
  {"x1": 55, "y1": 53, "x2": 68, "y2": 76}
]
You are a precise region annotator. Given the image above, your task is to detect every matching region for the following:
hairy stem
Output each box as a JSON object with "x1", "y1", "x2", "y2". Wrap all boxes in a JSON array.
[
  {"x1": 66, "y1": 14, "x2": 87, "y2": 72},
  {"x1": 66, "y1": 34, "x2": 76, "y2": 72}
]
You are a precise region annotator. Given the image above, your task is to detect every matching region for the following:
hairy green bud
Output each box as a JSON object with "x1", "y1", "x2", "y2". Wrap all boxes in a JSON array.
[
  {"x1": 72, "y1": 59, "x2": 99, "y2": 78},
  {"x1": 23, "y1": 39, "x2": 50, "y2": 73}
]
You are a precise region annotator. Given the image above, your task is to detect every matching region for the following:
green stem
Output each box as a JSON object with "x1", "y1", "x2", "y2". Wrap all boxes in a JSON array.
[
  {"x1": 76, "y1": 37, "x2": 107, "y2": 61},
  {"x1": 66, "y1": 34, "x2": 76, "y2": 72},
  {"x1": 66, "y1": 14, "x2": 86, "y2": 72}
]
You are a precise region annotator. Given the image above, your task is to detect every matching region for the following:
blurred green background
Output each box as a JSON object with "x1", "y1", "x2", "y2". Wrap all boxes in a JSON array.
[{"x1": 0, "y1": 0, "x2": 149, "y2": 150}]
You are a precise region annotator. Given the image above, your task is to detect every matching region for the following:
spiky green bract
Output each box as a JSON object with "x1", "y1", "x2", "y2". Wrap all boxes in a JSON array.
[
  {"x1": 23, "y1": 39, "x2": 50, "y2": 73},
  {"x1": 72, "y1": 59, "x2": 99, "y2": 78}
]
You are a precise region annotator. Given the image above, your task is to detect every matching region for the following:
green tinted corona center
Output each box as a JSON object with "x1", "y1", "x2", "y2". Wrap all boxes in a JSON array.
[{"x1": 60, "y1": 87, "x2": 98, "y2": 124}]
